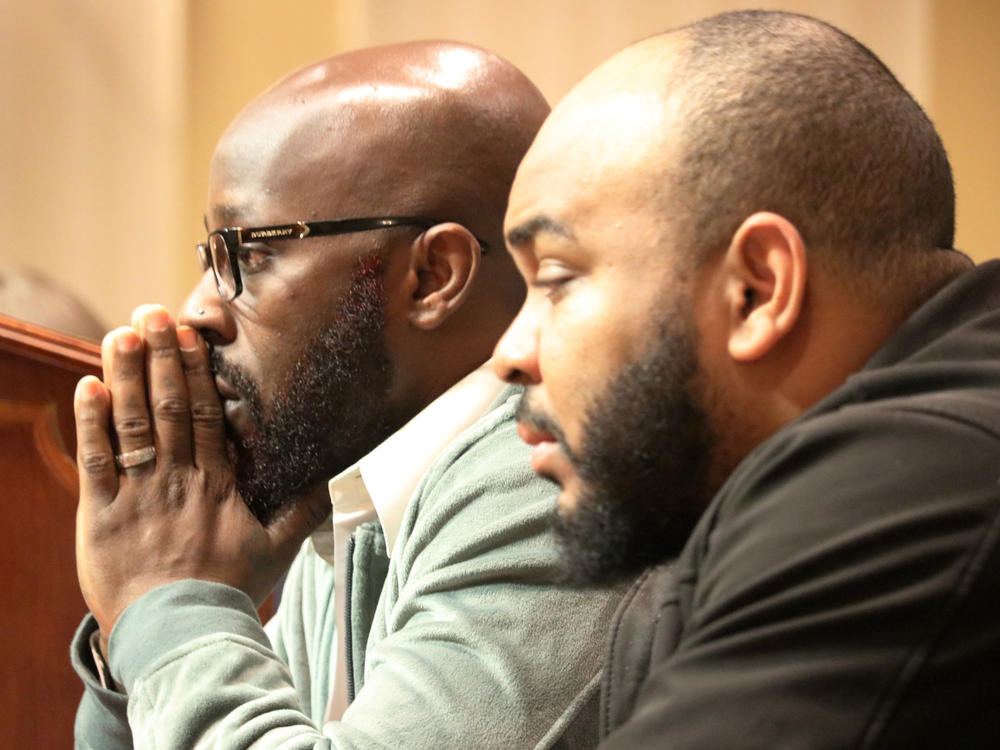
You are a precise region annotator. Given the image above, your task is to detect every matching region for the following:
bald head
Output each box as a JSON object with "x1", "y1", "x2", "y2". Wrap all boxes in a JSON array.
[{"x1": 214, "y1": 41, "x2": 549, "y2": 258}]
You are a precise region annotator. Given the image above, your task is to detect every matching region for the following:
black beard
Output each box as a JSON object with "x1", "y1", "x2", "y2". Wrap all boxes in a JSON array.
[
  {"x1": 211, "y1": 255, "x2": 397, "y2": 525},
  {"x1": 521, "y1": 308, "x2": 713, "y2": 585}
]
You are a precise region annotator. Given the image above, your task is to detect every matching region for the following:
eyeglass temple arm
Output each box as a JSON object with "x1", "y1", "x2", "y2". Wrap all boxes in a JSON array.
[{"x1": 239, "y1": 217, "x2": 490, "y2": 252}]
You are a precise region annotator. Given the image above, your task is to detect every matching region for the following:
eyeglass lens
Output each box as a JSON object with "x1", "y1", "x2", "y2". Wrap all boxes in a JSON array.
[{"x1": 208, "y1": 234, "x2": 238, "y2": 300}]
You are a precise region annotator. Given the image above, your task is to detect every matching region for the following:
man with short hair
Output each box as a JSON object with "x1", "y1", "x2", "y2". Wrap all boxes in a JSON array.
[
  {"x1": 71, "y1": 42, "x2": 624, "y2": 749},
  {"x1": 494, "y1": 10, "x2": 1000, "y2": 747}
]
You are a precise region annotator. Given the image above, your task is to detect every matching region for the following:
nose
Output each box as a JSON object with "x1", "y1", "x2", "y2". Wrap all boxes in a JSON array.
[
  {"x1": 492, "y1": 305, "x2": 542, "y2": 385},
  {"x1": 178, "y1": 271, "x2": 237, "y2": 346}
]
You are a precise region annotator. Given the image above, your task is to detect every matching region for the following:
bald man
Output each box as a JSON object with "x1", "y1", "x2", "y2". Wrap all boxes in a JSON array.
[
  {"x1": 494, "y1": 10, "x2": 1000, "y2": 748},
  {"x1": 71, "y1": 42, "x2": 624, "y2": 749}
]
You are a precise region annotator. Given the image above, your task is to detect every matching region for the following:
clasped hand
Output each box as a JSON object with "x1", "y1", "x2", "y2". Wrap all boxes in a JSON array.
[{"x1": 74, "y1": 305, "x2": 316, "y2": 652}]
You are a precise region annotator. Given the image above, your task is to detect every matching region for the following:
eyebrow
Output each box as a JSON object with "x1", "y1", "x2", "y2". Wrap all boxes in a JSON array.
[
  {"x1": 505, "y1": 215, "x2": 576, "y2": 248},
  {"x1": 205, "y1": 204, "x2": 253, "y2": 230}
]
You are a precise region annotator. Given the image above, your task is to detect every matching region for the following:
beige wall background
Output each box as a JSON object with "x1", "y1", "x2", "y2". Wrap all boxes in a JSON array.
[{"x1": 1, "y1": 0, "x2": 997, "y2": 335}]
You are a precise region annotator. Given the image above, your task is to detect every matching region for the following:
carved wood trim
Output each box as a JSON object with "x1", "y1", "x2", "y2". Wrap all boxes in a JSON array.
[
  {"x1": 0, "y1": 313, "x2": 101, "y2": 373},
  {"x1": 0, "y1": 400, "x2": 79, "y2": 495}
]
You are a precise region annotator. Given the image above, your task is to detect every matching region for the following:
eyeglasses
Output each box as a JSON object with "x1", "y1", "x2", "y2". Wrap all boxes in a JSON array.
[{"x1": 196, "y1": 216, "x2": 490, "y2": 301}]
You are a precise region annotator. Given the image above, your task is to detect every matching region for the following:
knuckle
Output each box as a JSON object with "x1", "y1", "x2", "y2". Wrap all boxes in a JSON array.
[
  {"x1": 115, "y1": 416, "x2": 152, "y2": 439},
  {"x1": 149, "y1": 345, "x2": 179, "y2": 361},
  {"x1": 77, "y1": 406, "x2": 105, "y2": 427},
  {"x1": 191, "y1": 401, "x2": 224, "y2": 426},
  {"x1": 79, "y1": 450, "x2": 114, "y2": 474},
  {"x1": 164, "y1": 473, "x2": 189, "y2": 507},
  {"x1": 153, "y1": 397, "x2": 190, "y2": 423}
]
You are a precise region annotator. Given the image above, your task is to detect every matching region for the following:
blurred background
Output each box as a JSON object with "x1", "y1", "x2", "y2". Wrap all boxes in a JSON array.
[{"x1": 1, "y1": 0, "x2": 998, "y2": 337}]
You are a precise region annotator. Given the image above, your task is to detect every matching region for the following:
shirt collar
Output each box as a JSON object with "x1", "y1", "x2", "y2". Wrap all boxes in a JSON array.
[{"x1": 311, "y1": 360, "x2": 507, "y2": 562}]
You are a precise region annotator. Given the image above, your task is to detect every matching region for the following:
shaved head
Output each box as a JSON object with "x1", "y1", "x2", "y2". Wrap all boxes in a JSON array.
[
  {"x1": 669, "y1": 12, "x2": 956, "y2": 279},
  {"x1": 518, "y1": 11, "x2": 963, "y2": 305},
  {"x1": 214, "y1": 41, "x2": 549, "y2": 263}
]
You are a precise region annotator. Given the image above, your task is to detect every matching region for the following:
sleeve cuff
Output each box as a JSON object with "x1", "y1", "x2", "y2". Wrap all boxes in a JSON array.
[
  {"x1": 89, "y1": 628, "x2": 125, "y2": 692},
  {"x1": 108, "y1": 580, "x2": 268, "y2": 694},
  {"x1": 70, "y1": 613, "x2": 132, "y2": 746}
]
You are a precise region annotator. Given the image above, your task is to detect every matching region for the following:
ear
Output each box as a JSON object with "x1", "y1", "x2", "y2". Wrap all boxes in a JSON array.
[
  {"x1": 723, "y1": 211, "x2": 807, "y2": 362},
  {"x1": 404, "y1": 222, "x2": 483, "y2": 330}
]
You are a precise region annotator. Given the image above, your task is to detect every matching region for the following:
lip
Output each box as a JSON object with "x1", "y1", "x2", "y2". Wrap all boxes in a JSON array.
[
  {"x1": 530, "y1": 440, "x2": 566, "y2": 476},
  {"x1": 516, "y1": 421, "x2": 553, "y2": 446},
  {"x1": 516, "y1": 421, "x2": 565, "y2": 477},
  {"x1": 212, "y1": 375, "x2": 251, "y2": 435},
  {"x1": 213, "y1": 374, "x2": 239, "y2": 401},
  {"x1": 222, "y1": 398, "x2": 253, "y2": 437}
]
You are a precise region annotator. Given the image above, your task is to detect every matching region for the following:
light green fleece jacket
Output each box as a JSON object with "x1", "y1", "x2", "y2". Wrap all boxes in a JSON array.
[{"x1": 71, "y1": 386, "x2": 627, "y2": 749}]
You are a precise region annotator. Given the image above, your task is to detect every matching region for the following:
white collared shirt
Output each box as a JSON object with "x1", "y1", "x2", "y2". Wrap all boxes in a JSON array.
[{"x1": 313, "y1": 360, "x2": 507, "y2": 721}]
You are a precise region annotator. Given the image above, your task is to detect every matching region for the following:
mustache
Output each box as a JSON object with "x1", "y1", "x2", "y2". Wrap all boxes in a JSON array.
[
  {"x1": 515, "y1": 391, "x2": 574, "y2": 456},
  {"x1": 210, "y1": 350, "x2": 245, "y2": 394},
  {"x1": 209, "y1": 350, "x2": 262, "y2": 418}
]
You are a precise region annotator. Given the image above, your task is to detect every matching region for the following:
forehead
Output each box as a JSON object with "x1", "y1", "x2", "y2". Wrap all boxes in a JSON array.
[
  {"x1": 507, "y1": 37, "x2": 688, "y2": 240},
  {"x1": 506, "y1": 92, "x2": 681, "y2": 259},
  {"x1": 207, "y1": 96, "x2": 398, "y2": 227}
]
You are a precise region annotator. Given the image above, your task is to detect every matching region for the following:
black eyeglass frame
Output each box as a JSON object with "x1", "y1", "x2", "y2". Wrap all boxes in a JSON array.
[{"x1": 197, "y1": 216, "x2": 490, "y2": 301}]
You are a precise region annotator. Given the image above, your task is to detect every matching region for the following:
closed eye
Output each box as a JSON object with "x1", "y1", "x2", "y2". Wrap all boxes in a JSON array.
[{"x1": 532, "y1": 263, "x2": 577, "y2": 302}]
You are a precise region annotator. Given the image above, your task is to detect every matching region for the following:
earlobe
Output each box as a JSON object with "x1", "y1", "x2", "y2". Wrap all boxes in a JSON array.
[
  {"x1": 408, "y1": 223, "x2": 482, "y2": 330},
  {"x1": 724, "y1": 212, "x2": 807, "y2": 362}
]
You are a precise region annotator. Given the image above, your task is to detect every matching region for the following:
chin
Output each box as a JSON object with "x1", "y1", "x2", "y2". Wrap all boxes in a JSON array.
[{"x1": 554, "y1": 483, "x2": 584, "y2": 516}]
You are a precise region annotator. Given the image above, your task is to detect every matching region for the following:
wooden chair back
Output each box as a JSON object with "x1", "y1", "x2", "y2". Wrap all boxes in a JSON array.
[{"x1": 0, "y1": 314, "x2": 101, "y2": 747}]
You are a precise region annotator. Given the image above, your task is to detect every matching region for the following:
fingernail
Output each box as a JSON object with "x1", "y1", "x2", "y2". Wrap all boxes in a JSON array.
[
  {"x1": 177, "y1": 326, "x2": 199, "y2": 351},
  {"x1": 78, "y1": 377, "x2": 103, "y2": 400},
  {"x1": 118, "y1": 331, "x2": 140, "y2": 352},
  {"x1": 147, "y1": 310, "x2": 169, "y2": 332}
]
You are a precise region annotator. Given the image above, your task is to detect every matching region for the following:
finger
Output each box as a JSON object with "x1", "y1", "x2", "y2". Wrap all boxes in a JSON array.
[
  {"x1": 75, "y1": 376, "x2": 117, "y2": 503},
  {"x1": 100, "y1": 328, "x2": 117, "y2": 387},
  {"x1": 177, "y1": 325, "x2": 227, "y2": 467},
  {"x1": 130, "y1": 303, "x2": 160, "y2": 333},
  {"x1": 102, "y1": 304, "x2": 158, "y2": 386},
  {"x1": 106, "y1": 326, "x2": 155, "y2": 466},
  {"x1": 138, "y1": 306, "x2": 192, "y2": 465}
]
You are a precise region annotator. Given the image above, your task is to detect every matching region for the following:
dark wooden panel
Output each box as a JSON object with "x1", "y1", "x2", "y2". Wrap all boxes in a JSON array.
[{"x1": 0, "y1": 314, "x2": 100, "y2": 748}]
